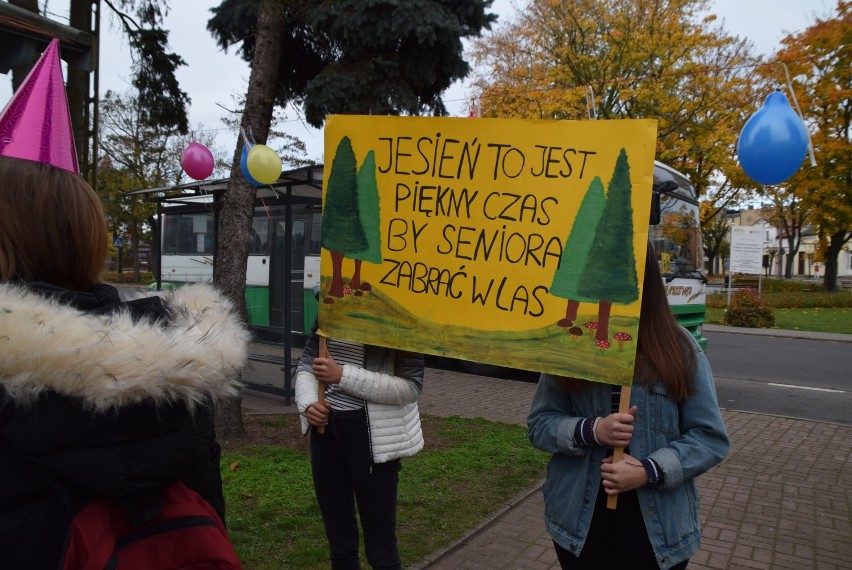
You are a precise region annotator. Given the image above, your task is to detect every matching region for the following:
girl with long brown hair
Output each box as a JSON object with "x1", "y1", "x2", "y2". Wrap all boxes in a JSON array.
[{"x1": 527, "y1": 242, "x2": 729, "y2": 570}]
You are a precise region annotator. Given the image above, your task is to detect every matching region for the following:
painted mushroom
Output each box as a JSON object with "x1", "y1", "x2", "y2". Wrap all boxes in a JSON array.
[
  {"x1": 613, "y1": 332, "x2": 633, "y2": 350},
  {"x1": 569, "y1": 326, "x2": 583, "y2": 342},
  {"x1": 595, "y1": 339, "x2": 611, "y2": 352},
  {"x1": 584, "y1": 321, "x2": 598, "y2": 341}
]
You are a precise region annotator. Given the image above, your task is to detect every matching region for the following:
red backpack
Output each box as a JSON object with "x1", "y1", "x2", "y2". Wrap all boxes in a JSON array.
[{"x1": 62, "y1": 482, "x2": 243, "y2": 570}]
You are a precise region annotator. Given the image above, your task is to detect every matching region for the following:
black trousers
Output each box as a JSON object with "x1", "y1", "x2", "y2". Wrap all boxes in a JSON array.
[
  {"x1": 310, "y1": 409, "x2": 402, "y2": 570},
  {"x1": 553, "y1": 485, "x2": 689, "y2": 570}
]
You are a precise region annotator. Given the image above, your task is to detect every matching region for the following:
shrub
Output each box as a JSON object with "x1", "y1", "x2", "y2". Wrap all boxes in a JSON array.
[
  {"x1": 102, "y1": 271, "x2": 154, "y2": 285},
  {"x1": 762, "y1": 291, "x2": 852, "y2": 309},
  {"x1": 707, "y1": 290, "x2": 852, "y2": 309},
  {"x1": 761, "y1": 278, "x2": 822, "y2": 293},
  {"x1": 723, "y1": 288, "x2": 775, "y2": 328}
]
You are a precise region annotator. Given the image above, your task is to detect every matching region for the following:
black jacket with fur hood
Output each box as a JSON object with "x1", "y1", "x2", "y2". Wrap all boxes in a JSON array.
[{"x1": 0, "y1": 282, "x2": 249, "y2": 570}]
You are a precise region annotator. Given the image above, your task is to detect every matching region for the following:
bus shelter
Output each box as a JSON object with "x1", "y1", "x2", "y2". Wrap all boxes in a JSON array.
[{"x1": 129, "y1": 164, "x2": 324, "y2": 403}]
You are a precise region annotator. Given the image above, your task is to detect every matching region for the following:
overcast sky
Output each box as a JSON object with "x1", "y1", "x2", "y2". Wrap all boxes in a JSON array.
[{"x1": 1, "y1": 0, "x2": 835, "y2": 165}]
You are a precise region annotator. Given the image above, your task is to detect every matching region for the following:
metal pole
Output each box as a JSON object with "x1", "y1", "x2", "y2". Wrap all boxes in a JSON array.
[
  {"x1": 155, "y1": 207, "x2": 162, "y2": 291},
  {"x1": 726, "y1": 269, "x2": 733, "y2": 308},
  {"x1": 283, "y1": 185, "x2": 293, "y2": 405}
]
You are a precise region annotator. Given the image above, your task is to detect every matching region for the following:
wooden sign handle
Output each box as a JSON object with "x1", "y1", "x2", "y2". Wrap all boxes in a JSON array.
[
  {"x1": 606, "y1": 385, "x2": 632, "y2": 510},
  {"x1": 316, "y1": 335, "x2": 329, "y2": 434}
]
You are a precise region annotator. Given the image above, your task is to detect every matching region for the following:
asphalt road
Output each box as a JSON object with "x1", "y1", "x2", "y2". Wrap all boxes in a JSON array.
[
  {"x1": 448, "y1": 330, "x2": 852, "y2": 426},
  {"x1": 705, "y1": 330, "x2": 852, "y2": 425}
]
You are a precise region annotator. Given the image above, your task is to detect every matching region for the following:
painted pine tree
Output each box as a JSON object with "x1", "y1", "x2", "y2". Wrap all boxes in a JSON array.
[
  {"x1": 321, "y1": 136, "x2": 368, "y2": 301},
  {"x1": 348, "y1": 150, "x2": 383, "y2": 294},
  {"x1": 577, "y1": 149, "x2": 639, "y2": 342},
  {"x1": 549, "y1": 176, "x2": 607, "y2": 329}
]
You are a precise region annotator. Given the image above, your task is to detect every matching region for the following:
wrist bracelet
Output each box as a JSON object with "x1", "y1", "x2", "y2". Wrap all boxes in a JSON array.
[
  {"x1": 641, "y1": 458, "x2": 661, "y2": 485},
  {"x1": 592, "y1": 417, "x2": 602, "y2": 445}
]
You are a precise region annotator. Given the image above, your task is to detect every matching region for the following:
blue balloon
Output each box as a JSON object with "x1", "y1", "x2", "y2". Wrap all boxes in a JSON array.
[
  {"x1": 241, "y1": 144, "x2": 265, "y2": 187},
  {"x1": 737, "y1": 91, "x2": 809, "y2": 185}
]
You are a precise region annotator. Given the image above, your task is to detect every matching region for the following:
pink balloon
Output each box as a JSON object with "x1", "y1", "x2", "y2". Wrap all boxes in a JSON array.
[{"x1": 181, "y1": 142, "x2": 214, "y2": 180}]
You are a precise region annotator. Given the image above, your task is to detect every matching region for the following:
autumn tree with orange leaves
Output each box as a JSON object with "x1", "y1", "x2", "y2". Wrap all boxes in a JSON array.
[
  {"x1": 468, "y1": 0, "x2": 765, "y2": 210},
  {"x1": 774, "y1": 1, "x2": 851, "y2": 291}
]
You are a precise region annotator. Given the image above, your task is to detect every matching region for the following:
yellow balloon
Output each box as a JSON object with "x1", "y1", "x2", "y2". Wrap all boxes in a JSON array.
[{"x1": 246, "y1": 144, "x2": 282, "y2": 184}]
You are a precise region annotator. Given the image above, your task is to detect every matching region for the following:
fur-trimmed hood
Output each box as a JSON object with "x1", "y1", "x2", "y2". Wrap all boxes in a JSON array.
[{"x1": 0, "y1": 283, "x2": 250, "y2": 410}]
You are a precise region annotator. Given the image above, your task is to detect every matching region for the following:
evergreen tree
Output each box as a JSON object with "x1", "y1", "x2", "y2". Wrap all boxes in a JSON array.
[
  {"x1": 82, "y1": 0, "x2": 191, "y2": 133},
  {"x1": 208, "y1": 0, "x2": 496, "y2": 127},
  {"x1": 322, "y1": 136, "x2": 367, "y2": 299},
  {"x1": 349, "y1": 150, "x2": 383, "y2": 292},
  {"x1": 549, "y1": 176, "x2": 606, "y2": 327},
  {"x1": 578, "y1": 149, "x2": 639, "y2": 341}
]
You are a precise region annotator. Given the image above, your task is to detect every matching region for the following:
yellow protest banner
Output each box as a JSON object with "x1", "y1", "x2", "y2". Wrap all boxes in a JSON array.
[{"x1": 319, "y1": 115, "x2": 657, "y2": 385}]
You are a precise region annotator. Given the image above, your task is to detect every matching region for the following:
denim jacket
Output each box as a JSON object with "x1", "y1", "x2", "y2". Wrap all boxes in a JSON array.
[{"x1": 527, "y1": 337, "x2": 729, "y2": 569}]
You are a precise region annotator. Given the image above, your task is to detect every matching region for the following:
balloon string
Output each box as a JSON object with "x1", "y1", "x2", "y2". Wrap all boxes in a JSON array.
[
  {"x1": 259, "y1": 195, "x2": 272, "y2": 221},
  {"x1": 780, "y1": 62, "x2": 817, "y2": 167},
  {"x1": 240, "y1": 126, "x2": 256, "y2": 149},
  {"x1": 585, "y1": 85, "x2": 597, "y2": 120}
]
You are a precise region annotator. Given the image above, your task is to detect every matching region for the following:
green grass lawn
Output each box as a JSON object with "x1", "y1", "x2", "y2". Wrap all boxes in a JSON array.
[
  {"x1": 221, "y1": 414, "x2": 548, "y2": 569},
  {"x1": 706, "y1": 307, "x2": 852, "y2": 334}
]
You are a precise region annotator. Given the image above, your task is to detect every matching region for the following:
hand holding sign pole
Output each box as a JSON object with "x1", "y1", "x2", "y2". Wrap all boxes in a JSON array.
[
  {"x1": 606, "y1": 386, "x2": 633, "y2": 509},
  {"x1": 317, "y1": 335, "x2": 329, "y2": 435}
]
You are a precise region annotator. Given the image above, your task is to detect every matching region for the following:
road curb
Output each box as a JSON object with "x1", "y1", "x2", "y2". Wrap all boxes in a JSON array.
[
  {"x1": 410, "y1": 479, "x2": 545, "y2": 570},
  {"x1": 703, "y1": 323, "x2": 852, "y2": 343}
]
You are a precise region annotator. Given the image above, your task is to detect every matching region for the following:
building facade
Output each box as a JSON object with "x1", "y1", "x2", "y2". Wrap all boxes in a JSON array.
[{"x1": 721, "y1": 208, "x2": 851, "y2": 281}]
